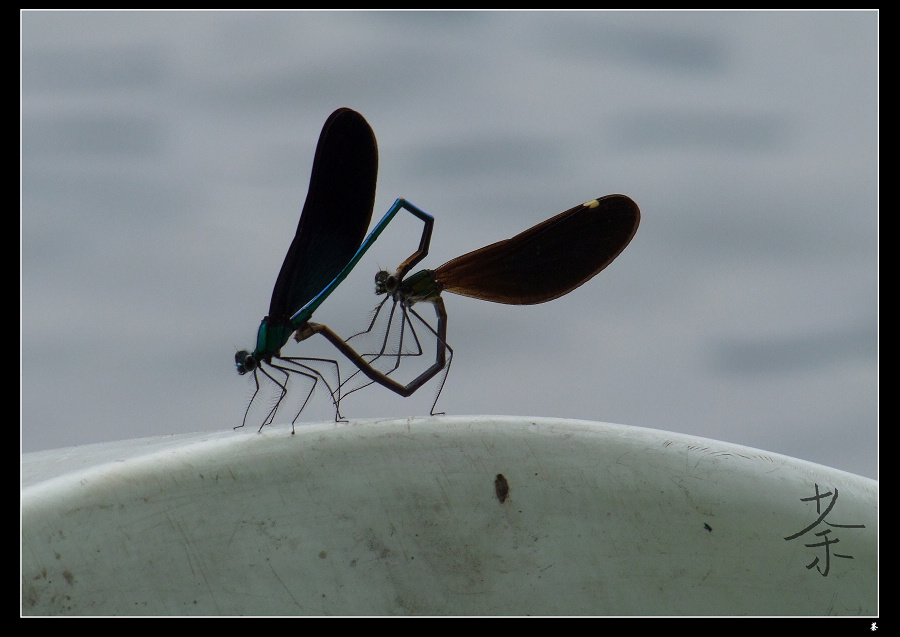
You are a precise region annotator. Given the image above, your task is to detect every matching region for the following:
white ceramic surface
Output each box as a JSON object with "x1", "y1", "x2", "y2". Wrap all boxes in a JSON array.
[{"x1": 22, "y1": 416, "x2": 877, "y2": 616}]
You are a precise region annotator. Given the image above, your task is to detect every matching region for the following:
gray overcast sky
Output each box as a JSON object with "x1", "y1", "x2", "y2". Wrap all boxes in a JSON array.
[{"x1": 21, "y1": 10, "x2": 877, "y2": 479}]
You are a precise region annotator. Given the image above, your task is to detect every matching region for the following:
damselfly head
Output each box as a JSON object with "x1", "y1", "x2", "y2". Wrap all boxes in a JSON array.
[
  {"x1": 235, "y1": 350, "x2": 257, "y2": 375},
  {"x1": 374, "y1": 270, "x2": 399, "y2": 296}
]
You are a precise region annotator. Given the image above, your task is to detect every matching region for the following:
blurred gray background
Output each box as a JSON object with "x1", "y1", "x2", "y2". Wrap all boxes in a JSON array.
[{"x1": 21, "y1": 10, "x2": 877, "y2": 479}]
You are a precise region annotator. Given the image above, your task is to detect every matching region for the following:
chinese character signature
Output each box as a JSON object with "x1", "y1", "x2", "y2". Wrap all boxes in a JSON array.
[{"x1": 784, "y1": 484, "x2": 865, "y2": 576}]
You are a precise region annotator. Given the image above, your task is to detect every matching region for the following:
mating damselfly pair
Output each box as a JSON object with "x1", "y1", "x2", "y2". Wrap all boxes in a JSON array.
[{"x1": 236, "y1": 108, "x2": 640, "y2": 432}]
